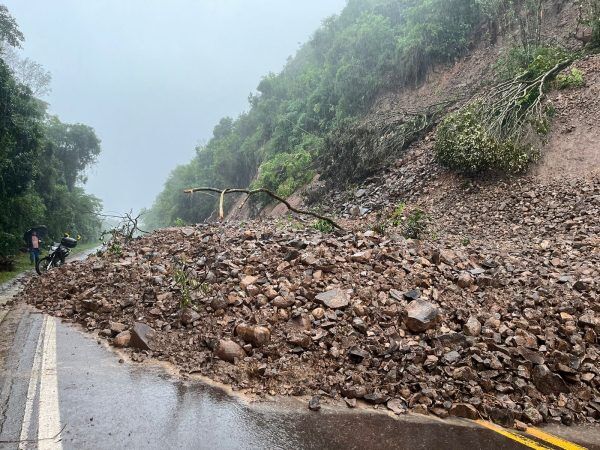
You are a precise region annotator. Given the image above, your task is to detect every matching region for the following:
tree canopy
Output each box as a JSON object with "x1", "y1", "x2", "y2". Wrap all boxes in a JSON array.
[{"x1": 0, "y1": 4, "x2": 103, "y2": 265}]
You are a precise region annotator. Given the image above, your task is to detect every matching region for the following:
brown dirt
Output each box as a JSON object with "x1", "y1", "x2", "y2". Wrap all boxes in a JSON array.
[{"x1": 535, "y1": 55, "x2": 600, "y2": 180}]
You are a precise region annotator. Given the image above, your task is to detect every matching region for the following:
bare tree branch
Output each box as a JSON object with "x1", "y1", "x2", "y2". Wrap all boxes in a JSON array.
[{"x1": 183, "y1": 187, "x2": 344, "y2": 231}]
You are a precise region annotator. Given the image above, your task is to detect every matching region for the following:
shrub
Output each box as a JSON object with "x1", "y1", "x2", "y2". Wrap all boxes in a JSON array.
[
  {"x1": 384, "y1": 203, "x2": 429, "y2": 239},
  {"x1": 313, "y1": 219, "x2": 334, "y2": 233},
  {"x1": 402, "y1": 209, "x2": 429, "y2": 240},
  {"x1": 495, "y1": 46, "x2": 570, "y2": 81},
  {"x1": 555, "y1": 68, "x2": 585, "y2": 89},
  {"x1": 0, "y1": 232, "x2": 19, "y2": 259},
  {"x1": 253, "y1": 150, "x2": 314, "y2": 199},
  {"x1": 435, "y1": 107, "x2": 535, "y2": 175}
]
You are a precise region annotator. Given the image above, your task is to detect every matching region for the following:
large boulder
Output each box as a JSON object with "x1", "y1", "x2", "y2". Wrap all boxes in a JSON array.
[
  {"x1": 235, "y1": 324, "x2": 271, "y2": 347},
  {"x1": 315, "y1": 288, "x2": 349, "y2": 309},
  {"x1": 113, "y1": 331, "x2": 131, "y2": 348},
  {"x1": 532, "y1": 365, "x2": 570, "y2": 395},
  {"x1": 405, "y1": 300, "x2": 440, "y2": 333},
  {"x1": 215, "y1": 339, "x2": 246, "y2": 363},
  {"x1": 129, "y1": 322, "x2": 155, "y2": 350}
]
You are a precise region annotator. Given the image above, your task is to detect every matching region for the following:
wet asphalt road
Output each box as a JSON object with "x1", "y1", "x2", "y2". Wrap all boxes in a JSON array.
[{"x1": 0, "y1": 303, "x2": 597, "y2": 449}]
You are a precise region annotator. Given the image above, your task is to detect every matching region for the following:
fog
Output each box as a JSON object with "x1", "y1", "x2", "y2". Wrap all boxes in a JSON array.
[{"x1": 4, "y1": 0, "x2": 346, "y2": 215}]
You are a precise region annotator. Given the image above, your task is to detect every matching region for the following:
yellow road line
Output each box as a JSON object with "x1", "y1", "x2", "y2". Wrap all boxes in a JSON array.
[
  {"x1": 525, "y1": 427, "x2": 587, "y2": 450},
  {"x1": 475, "y1": 420, "x2": 553, "y2": 449}
]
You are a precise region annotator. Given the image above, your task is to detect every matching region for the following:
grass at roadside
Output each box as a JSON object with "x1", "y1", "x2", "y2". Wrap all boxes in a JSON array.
[{"x1": 0, "y1": 241, "x2": 100, "y2": 285}]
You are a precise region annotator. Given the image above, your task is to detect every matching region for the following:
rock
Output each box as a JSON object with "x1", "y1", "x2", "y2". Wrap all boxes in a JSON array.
[
  {"x1": 450, "y1": 403, "x2": 479, "y2": 419},
  {"x1": 287, "y1": 331, "x2": 311, "y2": 349},
  {"x1": 487, "y1": 407, "x2": 514, "y2": 427},
  {"x1": 463, "y1": 316, "x2": 481, "y2": 336},
  {"x1": 522, "y1": 405, "x2": 543, "y2": 425},
  {"x1": 277, "y1": 261, "x2": 291, "y2": 272},
  {"x1": 180, "y1": 308, "x2": 201, "y2": 325},
  {"x1": 308, "y1": 395, "x2": 321, "y2": 411},
  {"x1": 457, "y1": 272, "x2": 474, "y2": 288},
  {"x1": 272, "y1": 296, "x2": 295, "y2": 308},
  {"x1": 443, "y1": 350, "x2": 461, "y2": 364},
  {"x1": 405, "y1": 300, "x2": 440, "y2": 333},
  {"x1": 518, "y1": 347, "x2": 545, "y2": 365},
  {"x1": 344, "y1": 397, "x2": 357, "y2": 408},
  {"x1": 113, "y1": 331, "x2": 131, "y2": 348},
  {"x1": 288, "y1": 314, "x2": 312, "y2": 331},
  {"x1": 574, "y1": 280, "x2": 591, "y2": 292},
  {"x1": 514, "y1": 420, "x2": 528, "y2": 432},
  {"x1": 352, "y1": 317, "x2": 367, "y2": 333},
  {"x1": 264, "y1": 286, "x2": 278, "y2": 300},
  {"x1": 532, "y1": 365, "x2": 570, "y2": 395},
  {"x1": 240, "y1": 275, "x2": 258, "y2": 290},
  {"x1": 235, "y1": 324, "x2": 271, "y2": 347},
  {"x1": 452, "y1": 366, "x2": 478, "y2": 381},
  {"x1": 403, "y1": 289, "x2": 421, "y2": 301},
  {"x1": 130, "y1": 323, "x2": 155, "y2": 350},
  {"x1": 579, "y1": 313, "x2": 599, "y2": 330},
  {"x1": 312, "y1": 307, "x2": 325, "y2": 320},
  {"x1": 315, "y1": 288, "x2": 349, "y2": 309},
  {"x1": 342, "y1": 385, "x2": 367, "y2": 399},
  {"x1": 364, "y1": 392, "x2": 389, "y2": 404},
  {"x1": 431, "y1": 408, "x2": 449, "y2": 419},
  {"x1": 351, "y1": 250, "x2": 372, "y2": 263},
  {"x1": 109, "y1": 321, "x2": 127, "y2": 335},
  {"x1": 355, "y1": 188, "x2": 367, "y2": 198},
  {"x1": 215, "y1": 339, "x2": 246, "y2": 363},
  {"x1": 348, "y1": 347, "x2": 369, "y2": 363},
  {"x1": 386, "y1": 398, "x2": 406, "y2": 415}
]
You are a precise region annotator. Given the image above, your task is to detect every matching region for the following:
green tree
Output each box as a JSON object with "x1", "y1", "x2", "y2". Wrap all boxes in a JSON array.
[
  {"x1": 0, "y1": 4, "x2": 24, "y2": 51},
  {"x1": 44, "y1": 116, "x2": 101, "y2": 190}
]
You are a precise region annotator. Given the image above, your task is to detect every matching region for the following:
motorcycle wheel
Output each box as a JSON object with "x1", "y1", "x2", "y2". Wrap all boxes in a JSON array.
[{"x1": 36, "y1": 256, "x2": 52, "y2": 275}]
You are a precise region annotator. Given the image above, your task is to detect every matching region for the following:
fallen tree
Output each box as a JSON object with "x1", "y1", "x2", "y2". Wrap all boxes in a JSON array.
[
  {"x1": 477, "y1": 59, "x2": 572, "y2": 142},
  {"x1": 183, "y1": 187, "x2": 344, "y2": 231},
  {"x1": 436, "y1": 57, "x2": 574, "y2": 174}
]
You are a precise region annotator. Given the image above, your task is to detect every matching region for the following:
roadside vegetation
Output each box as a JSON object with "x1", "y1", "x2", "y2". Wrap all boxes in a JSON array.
[{"x1": 0, "y1": 5, "x2": 103, "y2": 272}]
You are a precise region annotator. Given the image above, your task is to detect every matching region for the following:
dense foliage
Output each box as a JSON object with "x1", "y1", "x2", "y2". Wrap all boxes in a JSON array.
[
  {"x1": 0, "y1": 5, "x2": 102, "y2": 266},
  {"x1": 435, "y1": 106, "x2": 534, "y2": 175},
  {"x1": 145, "y1": 0, "x2": 492, "y2": 229}
]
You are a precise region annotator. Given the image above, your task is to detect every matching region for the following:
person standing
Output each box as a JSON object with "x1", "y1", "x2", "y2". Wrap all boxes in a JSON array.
[{"x1": 30, "y1": 231, "x2": 40, "y2": 265}]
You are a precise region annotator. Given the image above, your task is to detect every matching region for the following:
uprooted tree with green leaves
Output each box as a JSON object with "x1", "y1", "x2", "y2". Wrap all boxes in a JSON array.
[{"x1": 436, "y1": 47, "x2": 574, "y2": 174}]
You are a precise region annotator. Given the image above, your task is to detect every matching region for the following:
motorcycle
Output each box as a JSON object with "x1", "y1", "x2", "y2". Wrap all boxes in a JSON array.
[{"x1": 36, "y1": 236, "x2": 78, "y2": 275}]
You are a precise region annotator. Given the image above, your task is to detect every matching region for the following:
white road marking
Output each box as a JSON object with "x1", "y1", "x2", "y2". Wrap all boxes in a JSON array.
[
  {"x1": 18, "y1": 316, "x2": 46, "y2": 450},
  {"x1": 37, "y1": 316, "x2": 63, "y2": 450}
]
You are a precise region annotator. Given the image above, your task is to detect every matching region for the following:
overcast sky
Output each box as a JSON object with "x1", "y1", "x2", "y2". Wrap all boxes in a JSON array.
[{"x1": 4, "y1": 0, "x2": 346, "y2": 215}]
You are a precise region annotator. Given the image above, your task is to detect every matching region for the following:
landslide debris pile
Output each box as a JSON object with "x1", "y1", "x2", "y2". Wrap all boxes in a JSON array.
[{"x1": 23, "y1": 217, "x2": 599, "y2": 426}]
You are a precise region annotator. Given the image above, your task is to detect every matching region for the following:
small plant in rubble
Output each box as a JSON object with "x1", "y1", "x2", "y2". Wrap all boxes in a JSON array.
[
  {"x1": 402, "y1": 209, "x2": 429, "y2": 240},
  {"x1": 173, "y1": 217, "x2": 187, "y2": 227},
  {"x1": 390, "y1": 202, "x2": 406, "y2": 227},
  {"x1": 108, "y1": 242, "x2": 122, "y2": 257},
  {"x1": 313, "y1": 219, "x2": 334, "y2": 233},
  {"x1": 173, "y1": 261, "x2": 201, "y2": 309}
]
